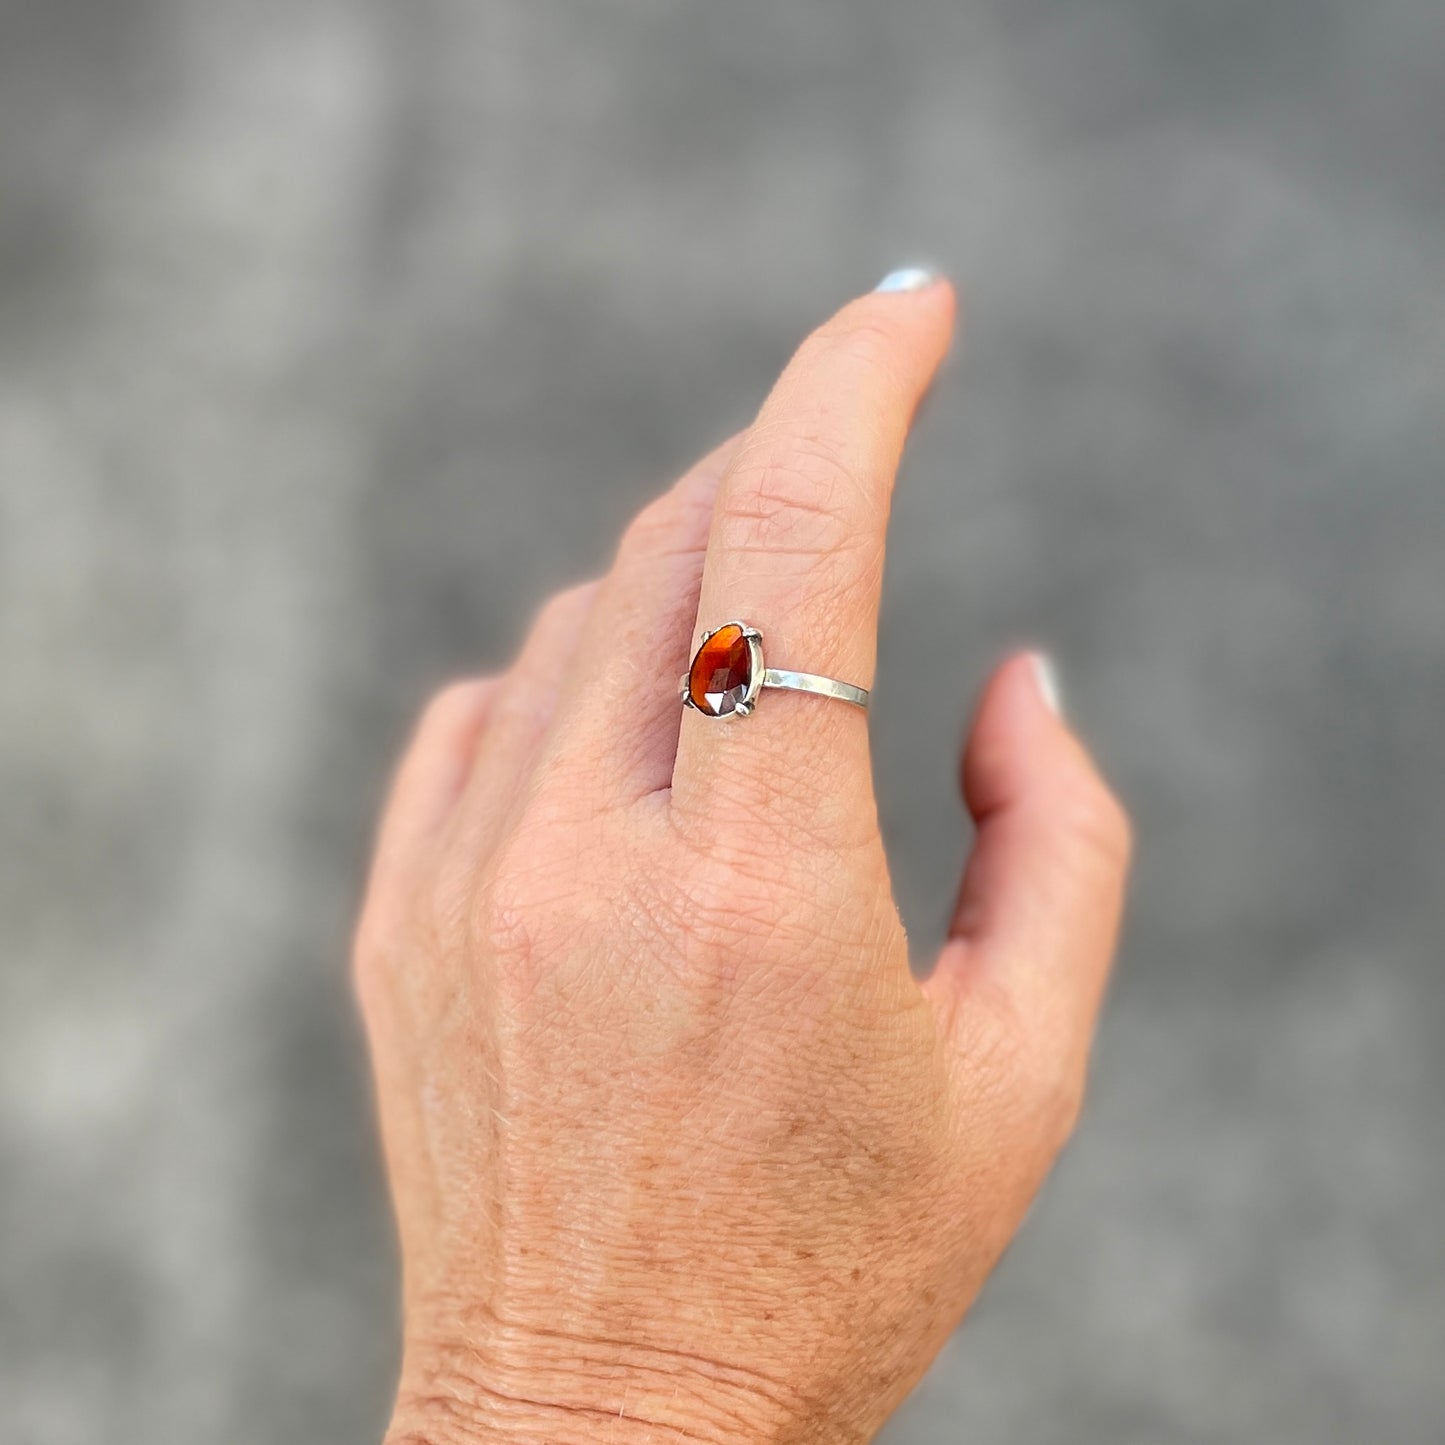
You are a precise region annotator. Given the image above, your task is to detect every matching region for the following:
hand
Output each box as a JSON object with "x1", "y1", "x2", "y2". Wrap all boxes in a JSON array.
[{"x1": 356, "y1": 275, "x2": 1130, "y2": 1445}]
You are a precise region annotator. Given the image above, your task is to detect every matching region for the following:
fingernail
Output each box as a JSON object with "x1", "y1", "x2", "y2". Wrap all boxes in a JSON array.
[
  {"x1": 874, "y1": 267, "x2": 937, "y2": 294},
  {"x1": 1030, "y1": 652, "x2": 1065, "y2": 718}
]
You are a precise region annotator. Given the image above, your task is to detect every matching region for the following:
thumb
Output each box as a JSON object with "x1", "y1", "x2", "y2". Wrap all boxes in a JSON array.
[{"x1": 925, "y1": 652, "x2": 1132, "y2": 1095}]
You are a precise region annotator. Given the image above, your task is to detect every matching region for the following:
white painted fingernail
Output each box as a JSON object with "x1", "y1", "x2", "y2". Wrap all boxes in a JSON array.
[
  {"x1": 874, "y1": 267, "x2": 937, "y2": 294},
  {"x1": 1030, "y1": 652, "x2": 1065, "y2": 718}
]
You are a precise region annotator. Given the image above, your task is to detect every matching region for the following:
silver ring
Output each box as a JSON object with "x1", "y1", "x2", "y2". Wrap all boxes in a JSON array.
[{"x1": 679, "y1": 622, "x2": 869, "y2": 719}]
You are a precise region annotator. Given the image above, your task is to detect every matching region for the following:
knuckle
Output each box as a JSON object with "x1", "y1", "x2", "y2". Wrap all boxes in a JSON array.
[
  {"x1": 475, "y1": 882, "x2": 540, "y2": 992},
  {"x1": 809, "y1": 312, "x2": 902, "y2": 371},
  {"x1": 470, "y1": 821, "x2": 585, "y2": 988},
  {"x1": 354, "y1": 860, "x2": 457, "y2": 982},
  {"x1": 973, "y1": 994, "x2": 1089, "y2": 1157},
  {"x1": 685, "y1": 868, "x2": 794, "y2": 955},
  {"x1": 653, "y1": 822, "x2": 873, "y2": 982},
  {"x1": 418, "y1": 677, "x2": 495, "y2": 737},
  {"x1": 720, "y1": 443, "x2": 876, "y2": 564},
  {"x1": 1062, "y1": 772, "x2": 1133, "y2": 873},
  {"x1": 674, "y1": 748, "x2": 857, "y2": 856},
  {"x1": 617, "y1": 492, "x2": 680, "y2": 562},
  {"x1": 1022, "y1": 1043, "x2": 1088, "y2": 1152},
  {"x1": 730, "y1": 451, "x2": 841, "y2": 528},
  {"x1": 617, "y1": 480, "x2": 712, "y2": 566},
  {"x1": 350, "y1": 890, "x2": 425, "y2": 1028},
  {"x1": 652, "y1": 838, "x2": 792, "y2": 957},
  {"x1": 350, "y1": 908, "x2": 387, "y2": 1000},
  {"x1": 533, "y1": 580, "x2": 596, "y2": 638},
  {"x1": 472, "y1": 868, "x2": 544, "y2": 992}
]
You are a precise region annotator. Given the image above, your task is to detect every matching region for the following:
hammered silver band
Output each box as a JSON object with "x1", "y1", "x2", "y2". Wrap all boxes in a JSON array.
[{"x1": 761, "y1": 669, "x2": 869, "y2": 709}]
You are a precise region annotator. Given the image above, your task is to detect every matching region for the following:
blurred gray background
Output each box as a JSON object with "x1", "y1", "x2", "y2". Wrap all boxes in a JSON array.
[{"x1": 3, "y1": 1, "x2": 1443, "y2": 1441}]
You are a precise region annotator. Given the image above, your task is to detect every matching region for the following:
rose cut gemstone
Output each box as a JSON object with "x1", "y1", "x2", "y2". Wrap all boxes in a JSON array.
[{"x1": 688, "y1": 624, "x2": 754, "y2": 716}]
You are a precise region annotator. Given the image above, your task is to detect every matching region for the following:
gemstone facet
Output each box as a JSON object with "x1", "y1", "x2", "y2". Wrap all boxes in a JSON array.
[{"x1": 687, "y1": 624, "x2": 756, "y2": 716}]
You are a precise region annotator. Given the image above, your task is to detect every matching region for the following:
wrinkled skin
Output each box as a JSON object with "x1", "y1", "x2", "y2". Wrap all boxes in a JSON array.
[{"x1": 355, "y1": 279, "x2": 1131, "y2": 1445}]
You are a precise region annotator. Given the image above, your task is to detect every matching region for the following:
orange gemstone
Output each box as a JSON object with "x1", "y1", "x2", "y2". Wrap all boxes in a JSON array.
[{"x1": 688, "y1": 624, "x2": 754, "y2": 716}]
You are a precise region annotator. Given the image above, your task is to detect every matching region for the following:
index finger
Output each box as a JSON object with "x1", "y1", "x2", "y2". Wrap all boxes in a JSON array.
[{"x1": 671, "y1": 272, "x2": 956, "y2": 840}]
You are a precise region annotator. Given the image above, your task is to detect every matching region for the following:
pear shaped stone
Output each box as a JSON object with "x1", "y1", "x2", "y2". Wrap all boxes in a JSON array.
[{"x1": 687, "y1": 624, "x2": 754, "y2": 716}]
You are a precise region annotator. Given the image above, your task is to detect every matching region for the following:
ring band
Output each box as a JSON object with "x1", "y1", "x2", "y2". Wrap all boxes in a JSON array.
[
  {"x1": 758, "y1": 669, "x2": 870, "y2": 708},
  {"x1": 679, "y1": 622, "x2": 869, "y2": 719}
]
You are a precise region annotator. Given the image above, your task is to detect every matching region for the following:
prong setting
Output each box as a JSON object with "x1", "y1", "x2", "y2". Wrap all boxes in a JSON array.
[
  {"x1": 741, "y1": 631, "x2": 764, "y2": 712},
  {"x1": 682, "y1": 621, "x2": 765, "y2": 718}
]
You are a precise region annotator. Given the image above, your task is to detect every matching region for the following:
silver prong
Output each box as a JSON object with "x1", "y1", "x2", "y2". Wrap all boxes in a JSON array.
[
  {"x1": 733, "y1": 699, "x2": 755, "y2": 717},
  {"x1": 741, "y1": 626, "x2": 762, "y2": 641}
]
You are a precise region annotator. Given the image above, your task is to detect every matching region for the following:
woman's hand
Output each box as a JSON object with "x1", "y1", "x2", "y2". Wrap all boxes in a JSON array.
[{"x1": 356, "y1": 276, "x2": 1131, "y2": 1445}]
